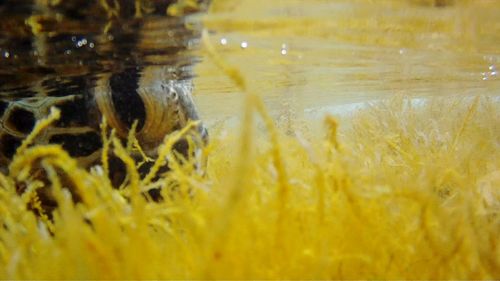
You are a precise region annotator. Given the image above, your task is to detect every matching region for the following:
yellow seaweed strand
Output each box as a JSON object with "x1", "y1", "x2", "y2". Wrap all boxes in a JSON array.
[
  {"x1": 452, "y1": 96, "x2": 479, "y2": 149},
  {"x1": 134, "y1": 0, "x2": 142, "y2": 18},
  {"x1": 201, "y1": 30, "x2": 259, "y2": 221},
  {"x1": 112, "y1": 138, "x2": 140, "y2": 202},
  {"x1": 202, "y1": 29, "x2": 291, "y2": 255},
  {"x1": 15, "y1": 107, "x2": 60, "y2": 157},
  {"x1": 99, "y1": 0, "x2": 120, "y2": 18},
  {"x1": 253, "y1": 97, "x2": 289, "y2": 216},
  {"x1": 201, "y1": 30, "x2": 258, "y2": 276},
  {"x1": 201, "y1": 30, "x2": 246, "y2": 90},
  {"x1": 126, "y1": 120, "x2": 139, "y2": 152},
  {"x1": 325, "y1": 115, "x2": 340, "y2": 151},
  {"x1": 201, "y1": 30, "x2": 287, "y2": 206},
  {"x1": 29, "y1": 192, "x2": 54, "y2": 232},
  {"x1": 10, "y1": 145, "x2": 94, "y2": 207},
  {"x1": 126, "y1": 120, "x2": 153, "y2": 163},
  {"x1": 0, "y1": 174, "x2": 13, "y2": 193},
  {"x1": 100, "y1": 117, "x2": 114, "y2": 183},
  {"x1": 41, "y1": 160, "x2": 63, "y2": 202},
  {"x1": 141, "y1": 121, "x2": 200, "y2": 186}
]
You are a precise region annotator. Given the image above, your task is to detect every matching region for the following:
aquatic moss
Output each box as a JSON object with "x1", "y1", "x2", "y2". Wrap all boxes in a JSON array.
[
  {"x1": 0, "y1": 31, "x2": 499, "y2": 281},
  {"x1": 0, "y1": 93, "x2": 499, "y2": 279}
]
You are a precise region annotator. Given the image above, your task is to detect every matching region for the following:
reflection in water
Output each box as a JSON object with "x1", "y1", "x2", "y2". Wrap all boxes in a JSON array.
[
  {"x1": 0, "y1": 0, "x2": 209, "y2": 172},
  {"x1": 0, "y1": 0, "x2": 207, "y2": 95}
]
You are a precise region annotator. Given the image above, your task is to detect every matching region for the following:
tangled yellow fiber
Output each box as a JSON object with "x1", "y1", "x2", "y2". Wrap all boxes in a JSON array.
[{"x1": 0, "y1": 33, "x2": 499, "y2": 279}]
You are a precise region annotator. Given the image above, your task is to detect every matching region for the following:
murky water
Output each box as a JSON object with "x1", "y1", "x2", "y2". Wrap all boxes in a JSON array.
[{"x1": 194, "y1": 0, "x2": 500, "y2": 131}]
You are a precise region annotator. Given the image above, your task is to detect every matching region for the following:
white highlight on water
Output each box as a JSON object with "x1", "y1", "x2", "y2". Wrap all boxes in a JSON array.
[{"x1": 281, "y1": 43, "x2": 288, "y2": 55}]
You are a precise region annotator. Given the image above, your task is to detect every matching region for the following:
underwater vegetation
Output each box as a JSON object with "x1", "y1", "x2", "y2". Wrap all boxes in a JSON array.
[
  {"x1": 0, "y1": 38, "x2": 499, "y2": 278},
  {"x1": 0, "y1": 0, "x2": 499, "y2": 278}
]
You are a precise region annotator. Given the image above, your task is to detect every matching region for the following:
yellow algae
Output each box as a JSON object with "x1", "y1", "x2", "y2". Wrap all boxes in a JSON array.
[
  {"x1": 1, "y1": 1, "x2": 500, "y2": 278},
  {"x1": 0, "y1": 85, "x2": 499, "y2": 279},
  {"x1": 167, "y1": 0, "x2": 205, "y2": 17}
]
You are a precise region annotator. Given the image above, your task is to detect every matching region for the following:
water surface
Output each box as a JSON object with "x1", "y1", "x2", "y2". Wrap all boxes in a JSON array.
[{"x1": 194, "y1": 0, "x2": 500, "y2": 130}]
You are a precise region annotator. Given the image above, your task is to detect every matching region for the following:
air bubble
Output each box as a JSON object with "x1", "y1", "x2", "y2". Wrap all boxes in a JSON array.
[
  {"x1": 281, "y1": 43, "x2": 288, "y2": 55},
  {"x1": 240, "y1": 41, "x2": 248, "y2": 49},
  {"x1": 89, "y1": 42, "x2": 95, "y2": 48},
  {"x1": 76, "y1": 38, "x2": 88, "y2": 48},
  {"x1": 220, "y1": 38, "x2": 227, "y2": 45},
  {"x1": 3, "y1": 51, "x2": 10, "y2": 58}
]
